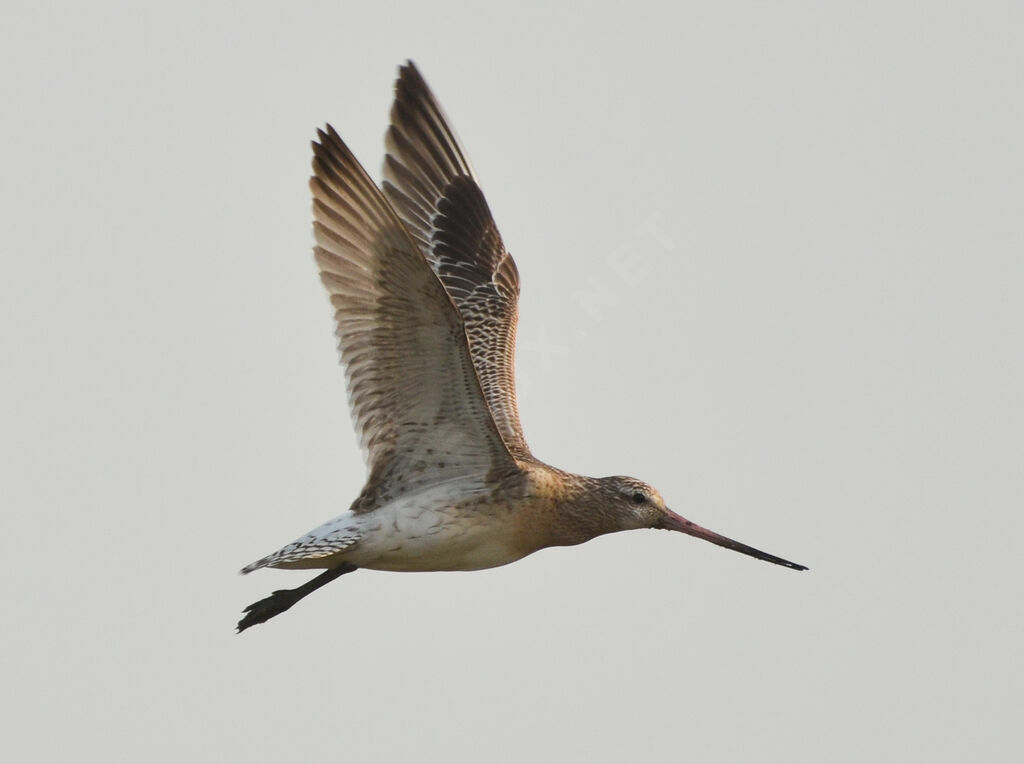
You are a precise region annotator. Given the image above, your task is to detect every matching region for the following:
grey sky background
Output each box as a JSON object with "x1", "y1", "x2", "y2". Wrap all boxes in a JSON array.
[{"x1": 2, "y1": 2, "x2": 1021, "y2": 761}]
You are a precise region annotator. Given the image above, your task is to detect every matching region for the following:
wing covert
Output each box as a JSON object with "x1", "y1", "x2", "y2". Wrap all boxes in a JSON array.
[
  {"x1": 310, "y1": 125, "x2": 517, "y2": 503},
  {"x1": 381, "y1": 62, "x2": 531, "y2": 460}
]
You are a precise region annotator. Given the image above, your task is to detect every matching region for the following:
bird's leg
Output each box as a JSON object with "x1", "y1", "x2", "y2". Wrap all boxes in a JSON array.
[{"x1": 236, "y1": 563, "x2": 358, "y2": 633}]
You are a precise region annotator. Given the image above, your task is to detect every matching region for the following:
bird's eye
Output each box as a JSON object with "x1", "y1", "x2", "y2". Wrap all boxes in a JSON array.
[{"x1": 632, "y1": 492, "x2": 646, "y2": 505}]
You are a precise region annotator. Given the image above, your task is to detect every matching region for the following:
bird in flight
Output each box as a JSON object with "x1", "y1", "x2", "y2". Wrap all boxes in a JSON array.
[{"x1": 237, "y1": 62, "x2": 806, "y2": 632}]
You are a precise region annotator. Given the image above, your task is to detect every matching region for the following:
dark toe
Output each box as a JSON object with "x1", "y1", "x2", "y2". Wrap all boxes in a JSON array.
[{"x1": 236, "y1": 590, "x2": 298, "y2": 632}]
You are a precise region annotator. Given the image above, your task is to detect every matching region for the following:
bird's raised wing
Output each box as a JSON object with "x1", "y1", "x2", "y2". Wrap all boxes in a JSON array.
[
  {"x1": 310, "y1": 125, "x2": 518, "y2": 505},
  {"x1": 381, "y1": 62, "x2": 531, "y2": 460}
]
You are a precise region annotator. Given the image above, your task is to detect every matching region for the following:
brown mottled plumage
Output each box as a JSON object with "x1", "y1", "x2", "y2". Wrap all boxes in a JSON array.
[{"x1": 237, "y1": 62, "x2": 806, "y2": 633}]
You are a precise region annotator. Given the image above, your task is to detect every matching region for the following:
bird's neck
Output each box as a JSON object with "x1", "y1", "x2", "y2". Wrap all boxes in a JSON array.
[{"x1": 519, "y1": 463, "x2": 622, "y2": 548}]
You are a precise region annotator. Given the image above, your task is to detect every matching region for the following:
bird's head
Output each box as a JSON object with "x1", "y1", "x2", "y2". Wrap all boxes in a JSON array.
[
  {"x1": 599, "y1": 475, "x2": 807, "y2": 571},
  {"x1": 599, "y1": 475, "x2": 670, "y2": 529}
]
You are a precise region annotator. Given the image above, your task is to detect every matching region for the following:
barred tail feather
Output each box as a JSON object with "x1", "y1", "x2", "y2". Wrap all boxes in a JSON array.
[{"x1": 240, "y1": 527, "x2": 361, "y2": 574}]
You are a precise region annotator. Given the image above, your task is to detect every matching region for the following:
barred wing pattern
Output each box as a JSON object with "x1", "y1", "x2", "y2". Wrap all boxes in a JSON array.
[
  {"x1": 310, "y1": 125, "x2": 517, "y2": 505},
  {"x1": 381, "y1": 62, "x2": 531, "y2": 460}
]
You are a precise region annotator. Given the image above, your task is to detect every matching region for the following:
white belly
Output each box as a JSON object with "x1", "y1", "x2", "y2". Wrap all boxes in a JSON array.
[
  {"x1": 347, "y1": 497, "x2": 526, "y2": 572},
  {"x1": 262, "y1": 481, "x2": 531, "y2": 573}
]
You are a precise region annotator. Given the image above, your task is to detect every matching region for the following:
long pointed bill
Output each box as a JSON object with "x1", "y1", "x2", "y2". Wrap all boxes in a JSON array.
[{"x1": 658, "y1": 510, "x2": 807, "y2": 571}]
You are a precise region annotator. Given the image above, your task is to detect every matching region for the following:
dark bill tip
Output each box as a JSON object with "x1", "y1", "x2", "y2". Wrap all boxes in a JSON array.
[{"x1": 659, "y1": 510, "x2": 808, "y2": 571}]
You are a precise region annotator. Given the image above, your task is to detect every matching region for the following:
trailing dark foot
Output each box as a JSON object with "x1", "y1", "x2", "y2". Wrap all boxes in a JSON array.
[
  {"x1": 236, "y1": 563, "x2": 358, "y2": 633},
  {"x1": 237, "y1": 589, "x2": 301, "y2": 632}
]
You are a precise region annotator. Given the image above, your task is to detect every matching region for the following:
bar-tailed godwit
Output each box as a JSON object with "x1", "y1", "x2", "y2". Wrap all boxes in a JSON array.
[{"x1": 237, "y1": 62, "x2": 806, "y2": 632}]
